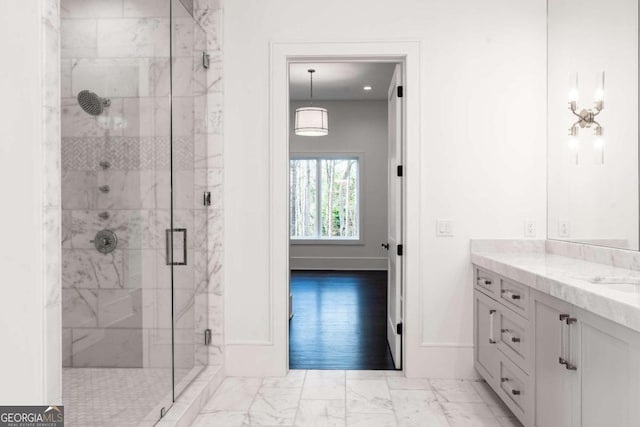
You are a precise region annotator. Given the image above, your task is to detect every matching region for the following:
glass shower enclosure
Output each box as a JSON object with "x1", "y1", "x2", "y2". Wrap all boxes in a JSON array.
[{"x1": 60, "y1": 0, "x2": 208, "y2": 424}]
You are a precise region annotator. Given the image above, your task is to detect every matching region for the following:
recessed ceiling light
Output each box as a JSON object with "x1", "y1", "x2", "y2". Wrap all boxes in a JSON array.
[{"x1": 363, "y1": 86, "x2": 372, "y2": 91}]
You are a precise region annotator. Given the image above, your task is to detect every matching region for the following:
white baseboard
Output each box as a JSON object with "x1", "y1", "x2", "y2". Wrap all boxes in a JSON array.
[{"x1": 289, "y1": 256, "x2": 388, "y2": 270}]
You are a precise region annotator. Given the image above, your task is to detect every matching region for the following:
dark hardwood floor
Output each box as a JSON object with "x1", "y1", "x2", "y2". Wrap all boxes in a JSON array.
[{"x1": 289, "y1": 270, "x2": 397, "y2": 370}]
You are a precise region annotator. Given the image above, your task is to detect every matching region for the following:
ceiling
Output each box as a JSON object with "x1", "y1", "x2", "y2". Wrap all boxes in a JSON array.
[{"x1": 289, "y1": 62, "x2": 396, "y2": 102}]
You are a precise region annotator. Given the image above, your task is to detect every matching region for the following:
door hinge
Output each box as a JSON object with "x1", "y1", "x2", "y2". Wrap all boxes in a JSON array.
[
  {"x1": 397, "y1": 85, "x2": 404, "y2": 98},
  {"x1": 397, "y1": 165, "x2": 403, "y2": 177},
  {"x1": 204, "y1": 328, "x2": 212, "y2": 346},
  {"x1": 396, "y1": 323, "x2": 403, "y2": 335},
  {"x1": 397, "y1": 244, "x2": 404, "y2": 256},
  {"x1": 203, "y1": 191, "x2": 211, "y2": 206}
]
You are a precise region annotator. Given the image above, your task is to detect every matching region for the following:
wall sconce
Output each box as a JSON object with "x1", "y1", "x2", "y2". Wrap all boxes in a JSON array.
[{"x1": 567, "y1": 72, "x2": 605, "y2": 165}]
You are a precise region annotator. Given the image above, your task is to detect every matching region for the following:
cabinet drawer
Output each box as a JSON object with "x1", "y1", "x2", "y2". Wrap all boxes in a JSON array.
[
  {"x1": 474, "y1": 266, "x2": 498, "y2": 297},
  {"x1": 499, "y1": 277, "x2": 530, "y2": 318},
  {"x1": 497, "y1": 306, "x2": 530, "y2": 373},
  {"x1": 497, "y1": 353, "x2": 531, "y2": 424}
]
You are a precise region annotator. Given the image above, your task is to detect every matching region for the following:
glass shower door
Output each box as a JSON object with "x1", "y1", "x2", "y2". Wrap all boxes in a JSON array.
[{"x1": 169, "y1": 0, "x2": 209, "y2": 399}]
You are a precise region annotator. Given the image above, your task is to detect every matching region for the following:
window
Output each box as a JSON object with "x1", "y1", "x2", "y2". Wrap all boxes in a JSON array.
[{"x1": 290, "y1": 156, "x2": 360, "y2": 241}]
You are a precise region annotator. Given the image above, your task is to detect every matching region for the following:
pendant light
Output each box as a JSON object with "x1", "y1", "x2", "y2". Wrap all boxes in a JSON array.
[{"x1": 295, "y1": 69, "x2": 329, "y2": 136}]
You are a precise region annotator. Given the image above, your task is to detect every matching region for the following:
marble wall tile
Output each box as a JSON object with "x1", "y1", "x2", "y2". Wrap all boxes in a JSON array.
[
  {"x1": 62, "y1": 249, "x2": 125, "y2": 289},
  {"x1": 97, "y1": 18, "x2": 170, "y2": 58},
  {"x1": 208, "y1": 249, "x2": 223, "y2": 295},
  {"x1": 194, "y1": 250, "x2": 209, "y2": 293},
  {"x1": 62, "y1": 288, "x2": 98, "y2": 327},
  {"x1": 71, "y1": 328, "x2": 143, "y2": 367},
  {"x1": 61, "y1": 0, "x2": 124, "y2": 18},
  {"x1": 194, "y1": 94, "x2": 208, "y2": 135},
  {"x1": 95, "y1": 170, "x2": 155, "y2": 210},
  {"x1": 62, "y1": 328, "x2": 72, "y2": 367},
  {"x1": 172, "y1": 57, "x2": 195, "y2": 97},
  {"x1": 174, "y1": 170, "x2": 196, "y2": 209},
  {"x1": 194, "y1": 8, "x2": 222, "y2": 52},
  {"x1": 172, "y1": 96, "x2": 196, "y2": 137},
  {"x1": 194, "y1": 0, "x2": 222, "y2": 12},
  {"x1": 207, "y1": 209, "x2": 223, "y2": 253},
  {"x1": 61, "y1": 97, "x2": 125, "y2": 137},
  {"x1": 98, "y1": 288, "x2": 143, "y2": 328},
  {"x1": 124, "y1": 0, "x2": 170, "y2": 18},
  {"x1": 71, "y1": 58, "x2": 148, "y2": 98},
  {"x1": 66, "y1": 209, "x2": 156, "y2": 249},
  {"x1": 61, "y1": 19, "x2": 97, "y2": 58},
  {"x1": 62, "y1": 171, "x2": 98, "y2": 209},
  {"x1": 206, "y1": 92, "x2": 223, "y2": 134},
  {"x1": 61, "y1": 59, "x2": 73, "y2": 98},
  {"x1": 173, "y1": 17, "x2": 196, "y2": 58}
]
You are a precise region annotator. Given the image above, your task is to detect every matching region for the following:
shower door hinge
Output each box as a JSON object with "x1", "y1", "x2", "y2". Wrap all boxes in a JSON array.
[
  {"x1": 204, "y1": 328, "x2": 212, "y2": 346},
  {"x1": 396, "y1": 323, "x2": 403, "y2": 335},
  {"x1": 203, "y1": 52, "x2": 210, "y2": 69},
  {"x1": 397, "y1": 85, "x2": 404, "y2": 98},
  {"x1": 203, "y1": 191, "x2": 212, "y2": 206},
  {"x1": 397, "y1": 244, "x2": 404, "y2": 256},
  {"x1": 397, "y1": 165, "x2": 403, "y2": 177}
]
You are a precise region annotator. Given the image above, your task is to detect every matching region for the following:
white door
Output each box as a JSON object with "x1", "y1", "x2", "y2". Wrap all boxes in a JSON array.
[{"x1": 386, "y1": 64, "x2": 403, "y2": 369}]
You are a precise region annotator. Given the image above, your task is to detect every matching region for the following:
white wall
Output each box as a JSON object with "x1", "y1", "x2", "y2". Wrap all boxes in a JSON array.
[
  {"x1": 0, "y1": 0, "x2": 61, "y2": 404},
  {"x1": 289, "y1": 100, "x2": 388, "y2": 271},
  {"x1": 224, "y1": 0, "x2": 546, "y2": 377}
]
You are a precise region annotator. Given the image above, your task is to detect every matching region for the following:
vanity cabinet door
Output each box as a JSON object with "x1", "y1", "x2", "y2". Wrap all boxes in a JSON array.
[
  {"x1": 474, "y1": 290, "x2": 500, "y2": 385},
  {"x1": 533, "y1": 294, "x2": 576, "y2": 427},
  {"x1": 576, "y1": 307, "x2": 640, "y2": 427}
]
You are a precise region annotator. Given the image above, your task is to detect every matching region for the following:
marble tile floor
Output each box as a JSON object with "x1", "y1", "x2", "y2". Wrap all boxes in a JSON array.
[
  {"x1": 62, "y1": 367, "x2": 189, "y2": 427},
  {"x1": 192, "y1": 370, "x2": 523, "y2": 427}
]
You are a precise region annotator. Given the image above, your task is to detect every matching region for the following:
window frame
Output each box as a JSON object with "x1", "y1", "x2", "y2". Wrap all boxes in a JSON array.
[{"x1": 289, "y1": 152, "x2": 364, "y2": 245}]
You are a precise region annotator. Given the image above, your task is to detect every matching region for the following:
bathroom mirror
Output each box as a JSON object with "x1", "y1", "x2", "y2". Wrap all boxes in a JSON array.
[{"x1": 547, "y1": 0, "x2": 639, "y2": 250}]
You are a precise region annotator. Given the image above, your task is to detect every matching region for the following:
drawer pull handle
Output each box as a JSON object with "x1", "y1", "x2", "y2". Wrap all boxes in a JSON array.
[
  {"x1": 489, "y1": 309, "x2": 496, "y2": 344},
  {"x1": 502, "y1": 290, "x2": 521, "y2": 300},
  {"x1": 501, "y1": 378, "x2": 521, "y2": 396},
  {"x1": 478, "y1": 277, "x2": 492, "y2": 286},
  {"x1": 501, "y1": 328, "x2": 521, "y2": 343}
]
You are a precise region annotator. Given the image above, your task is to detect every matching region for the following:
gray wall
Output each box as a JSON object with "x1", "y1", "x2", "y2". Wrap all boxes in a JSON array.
[{"x1": 289, "y1": 100, "x2": 389, "y2": 270}]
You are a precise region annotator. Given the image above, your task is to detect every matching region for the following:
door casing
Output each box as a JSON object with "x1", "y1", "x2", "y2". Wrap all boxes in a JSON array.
[{"x1": 270, "y1": 41, "x2": 421, "y2": 376}]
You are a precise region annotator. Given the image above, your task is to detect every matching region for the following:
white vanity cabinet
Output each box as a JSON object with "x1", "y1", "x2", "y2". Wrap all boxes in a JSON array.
[
  {"x1": 474, "y1": 264, "x2": 640, "y2": 427},
  {"x1": 473, "y1": 267, "x2": 533, "y2": 425},
  {"x1": 533, "y1": 290, "x2": 640, "y2": 427}
]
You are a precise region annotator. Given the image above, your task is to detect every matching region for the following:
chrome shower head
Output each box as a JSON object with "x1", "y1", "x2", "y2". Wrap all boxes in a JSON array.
[{"x1": 77, "y1": 90, "x2": 111, "y2": 116}]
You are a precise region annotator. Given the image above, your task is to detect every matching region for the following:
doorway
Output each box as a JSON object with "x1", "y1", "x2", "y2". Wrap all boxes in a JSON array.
[{"x1": 287, "y1": 61, "x2": 404, "y2": 370}]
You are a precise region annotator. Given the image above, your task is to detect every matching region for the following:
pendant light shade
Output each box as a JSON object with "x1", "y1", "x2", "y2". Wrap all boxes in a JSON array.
[
  {"x1": 295, "y1": 107, "x2": 328, "y2": 136},
  {"x1": 295, "y1": 69, "x2": 328, "y2": 136}
]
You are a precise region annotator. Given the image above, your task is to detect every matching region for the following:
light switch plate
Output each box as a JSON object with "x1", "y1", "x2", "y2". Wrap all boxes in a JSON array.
[
  {"x1": 436, "y1": 220, "x2": 454, "y2": 237},
  {"x1": 524, "y1": 220, "x2": 537, "y2": 237}
]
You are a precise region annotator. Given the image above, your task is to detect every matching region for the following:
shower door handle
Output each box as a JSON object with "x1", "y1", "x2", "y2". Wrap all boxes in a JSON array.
[{"x1": 165, "y1": 228, "x2": 187, "y2": 266}]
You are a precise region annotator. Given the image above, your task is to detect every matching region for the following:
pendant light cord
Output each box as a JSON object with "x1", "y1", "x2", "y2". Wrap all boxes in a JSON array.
[{"x1": 308, "y1": 69, "x2": 315, "y2": 106}]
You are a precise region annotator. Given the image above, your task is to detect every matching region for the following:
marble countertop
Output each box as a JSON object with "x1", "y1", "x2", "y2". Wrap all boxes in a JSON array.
[{"x1": 471, "y1": 249, "x2": 640, "y2": 332}]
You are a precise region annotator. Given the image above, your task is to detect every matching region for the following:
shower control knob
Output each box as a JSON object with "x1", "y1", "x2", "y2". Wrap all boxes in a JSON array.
[
  {"x1": 99, "y1": 161, "x2": 111, "y2": 170},
  {"x1": 98, "y1": 212, "x2": 110, "y2": 220},
  {"x1": 90, "y1": 230, "x2": 118, "y2": 254},
  {"x1": 99, "y1": 185, "x2": 110, "y2": 193}
]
